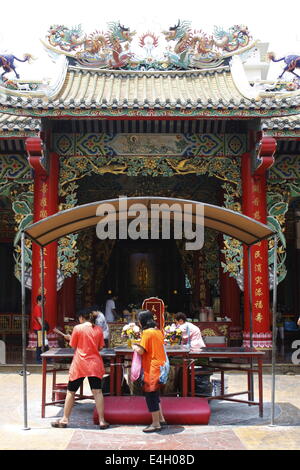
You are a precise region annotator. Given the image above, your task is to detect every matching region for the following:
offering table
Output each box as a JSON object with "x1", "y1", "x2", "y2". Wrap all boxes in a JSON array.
[
  {"x1": 188, "y1": 347, "x2": 265, "y2": 417},
  {"x1": 41, "y1": 346, "x2": 265, "y2": 419}
]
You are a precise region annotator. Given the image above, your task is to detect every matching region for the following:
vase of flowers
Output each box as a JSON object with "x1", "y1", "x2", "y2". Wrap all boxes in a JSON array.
[
  {"x1": 121, "y1": 322, "x2": 141, "y2": 348},
  {"x1": 164, "y1": 324, "x2": 182, "y2": 346}
]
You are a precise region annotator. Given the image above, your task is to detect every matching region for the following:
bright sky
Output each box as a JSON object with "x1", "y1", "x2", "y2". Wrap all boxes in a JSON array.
[{"x1": 1, "y1": 0, "x2": 300, "y2": 81}]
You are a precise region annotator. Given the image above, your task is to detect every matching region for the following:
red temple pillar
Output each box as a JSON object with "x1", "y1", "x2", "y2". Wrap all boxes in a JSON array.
[
  {"x1": 241, "y1": 136, "x2": 276, "y2": 349},
  {"x1": 27, "y1": 138, "x2": 59, "y2": 339}
]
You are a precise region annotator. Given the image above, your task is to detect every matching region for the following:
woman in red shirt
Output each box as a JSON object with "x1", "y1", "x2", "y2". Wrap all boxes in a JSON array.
[
  {"x1": 32, "y1": 295, "x2": 43, "y2": 363},
  {"x1": 51, "y1": 307, "x2": 109, "y2": 429}
]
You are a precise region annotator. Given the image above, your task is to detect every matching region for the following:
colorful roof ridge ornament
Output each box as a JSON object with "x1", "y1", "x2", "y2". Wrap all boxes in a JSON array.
[
  {"x1": 253, "y1": 77, "x2": 300, "y2": 96},
  {"x1": 0, "y1": 54, "x2": 35, "y2": 81},
  {"x1": 42, "y1": 21, "x2": 255, "y2": 71},
  {"x1": 0, "y1": 79, "x2": 45, "y2": 93},
  {"x1": 268, "y1": 52, "x2": 300, "y2": 80},
  {"x1": 0, "y1": 51, "x2": 41, "y2": 94}
]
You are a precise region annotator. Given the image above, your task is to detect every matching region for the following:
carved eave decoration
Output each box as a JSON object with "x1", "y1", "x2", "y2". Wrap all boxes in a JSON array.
[
  {"x1": 0, "y1": 113, "x2": 41, "y2": 138},
  {"x1": 262, "y1": 114, "x2": 300, "y2": 137}
]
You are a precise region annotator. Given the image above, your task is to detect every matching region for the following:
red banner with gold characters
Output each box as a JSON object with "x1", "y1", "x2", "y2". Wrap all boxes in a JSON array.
[
  {"x1": 142, "y1": 297, "x2": 165, "y2": 330},
  {"x1": 27, "y1": 141, "x2": 59, "y2": 332},
  {"x1": 242, "y1": 153, "x2": 272, "y2": 349}
]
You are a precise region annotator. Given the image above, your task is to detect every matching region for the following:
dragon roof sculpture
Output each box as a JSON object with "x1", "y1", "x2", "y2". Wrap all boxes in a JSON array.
[{"x1": 42, "y1": 20, "x2": 255, "y2": 70}]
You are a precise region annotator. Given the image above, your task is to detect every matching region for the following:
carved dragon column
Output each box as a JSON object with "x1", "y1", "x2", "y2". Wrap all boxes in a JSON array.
[
  {"x1": 26, "y1": 137, "x2": 59, "y2": 343},
  {"x1": 242, "y1": 135, "x2": 276, "y2": 349}
]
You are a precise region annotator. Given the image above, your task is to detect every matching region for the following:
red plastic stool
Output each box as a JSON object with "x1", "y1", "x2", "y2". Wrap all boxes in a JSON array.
[{"x1": 54, "y1": 383, "x2": 68, "y2": 402}]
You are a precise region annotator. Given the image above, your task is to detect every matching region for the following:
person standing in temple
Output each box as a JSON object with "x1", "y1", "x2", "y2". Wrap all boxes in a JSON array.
[
  {"x1": 32, "y1": 295, "x2": 48, "y2": 363},
  {"x1": 132, "y1": 310, "x2": 168, "y2": 433},
  {"x1": 51, "y1": 307, "x2": 109, "y2": 430},
  {"x1": 105, "y1": 294, "x2": 118, "y2": 323},
  {"x1": 92, "y1": 305, "x2": 110, "y2": 347},
  {"x1": 175, "y1": 312, "x2": 206, "y2": 350}
]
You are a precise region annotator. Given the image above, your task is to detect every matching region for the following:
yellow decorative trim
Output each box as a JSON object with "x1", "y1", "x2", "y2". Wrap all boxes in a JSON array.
[{"x1": 201, "y1": 328, "x2": 217, "y2": 337}]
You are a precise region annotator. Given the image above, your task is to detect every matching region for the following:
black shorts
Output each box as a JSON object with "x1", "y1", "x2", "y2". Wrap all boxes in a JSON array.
[
  {"x1": 145, "y1": 391, "x2": 160, "y2": 412},
  {"x1": 67, "y1": 376, "x2": 102, "y2": 392}
]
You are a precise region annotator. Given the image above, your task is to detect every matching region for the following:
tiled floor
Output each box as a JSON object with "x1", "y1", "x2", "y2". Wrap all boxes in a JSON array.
[
  {"x1": 66, "y1": 428, "x2": 246, "y2": 450},
  {"x1": 1, "y1": 370, "x2": 300, "y2": 450}
]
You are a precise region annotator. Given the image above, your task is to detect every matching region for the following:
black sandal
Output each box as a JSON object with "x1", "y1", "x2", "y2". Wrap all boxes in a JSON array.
[
  {"x1": 99, "y1": 423, "x2": 110, "y2": 430},
  {"x1": 51, "y1": 421, "x2": 68, "y2": 428},
  {"x1": 143, "y1": 425, "x2": 162, "y2": 433}
]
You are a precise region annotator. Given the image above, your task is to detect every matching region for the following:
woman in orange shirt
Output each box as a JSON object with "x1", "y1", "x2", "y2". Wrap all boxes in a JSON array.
[
  {"x1": 51, "y1": 307, "x2": 109, "y2": 430},
  {"x1": 132, "y1": 310, "x2": 168, "y2": 433}
]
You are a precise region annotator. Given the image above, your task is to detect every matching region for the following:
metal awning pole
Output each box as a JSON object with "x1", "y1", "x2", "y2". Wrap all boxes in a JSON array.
[
  {"x1": 247, "y1": 244, "x2": 254, "y2": 401},
  {"x1": 21, "y1": 232, "x2": 30, "y2": 430},
  {"x1": 40, "y1": 247, "x2": 45, "y2": 354},
  {"x1": 271, "y1": 234, "x2": 278, "y2": 426}
]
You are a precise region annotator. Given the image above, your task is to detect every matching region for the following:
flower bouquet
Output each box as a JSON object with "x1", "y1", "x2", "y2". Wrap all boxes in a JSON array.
[
  {"x1": 164, "y1": 324, "x2": 182, "y2": 346},
  {"x1": 121, "y1": 322, "x2": 141, "y2": 348}
]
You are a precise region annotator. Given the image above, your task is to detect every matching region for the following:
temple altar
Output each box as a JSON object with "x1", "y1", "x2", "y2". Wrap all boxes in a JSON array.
[{"x1": 106, "y1": 320, "x2": 231, "y2": 348}]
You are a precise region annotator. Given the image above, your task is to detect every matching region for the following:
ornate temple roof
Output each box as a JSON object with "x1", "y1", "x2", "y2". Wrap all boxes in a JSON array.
[
  {"x1": 263, "y1": 114, "x2": 300, "y2": 132},
  {"x1": 0, "y1": 102, "x2": 299, "y2": 141},
  {"x1": 0, "y1": 62, "x2": 300, "y2": 119},
  {"x1": 0, "y1": 23, "x2": 300, "y2": 119},
  {"x1": 0, "y1": 113, "x2": 40, "y2": 137},
  {"x1": 265, "y1": 114, "x2": 300, "y2": 128}
]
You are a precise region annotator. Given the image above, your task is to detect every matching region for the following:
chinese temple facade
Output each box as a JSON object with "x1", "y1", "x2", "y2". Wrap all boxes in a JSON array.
[{"x1": 0, "y1": 22, "x2": 300, "y2": 351}]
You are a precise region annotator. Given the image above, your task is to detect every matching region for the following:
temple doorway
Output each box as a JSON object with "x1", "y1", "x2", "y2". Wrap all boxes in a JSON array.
[
  {"x1": 97, "y1": 239, "x2": 187, "y2": 313},
  {"x1": 72, "y1": 173, "x2": 222, "y2": 318}
]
